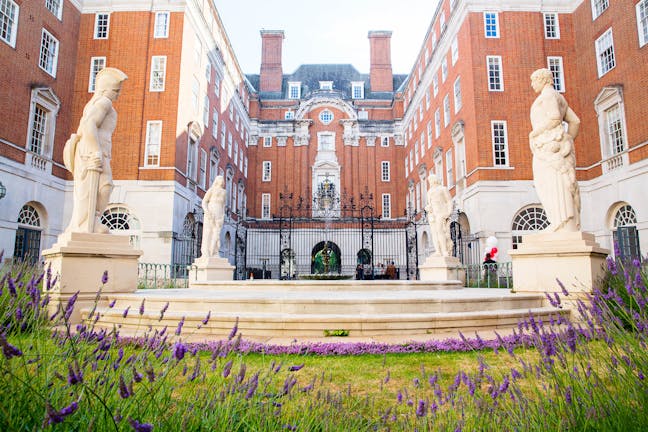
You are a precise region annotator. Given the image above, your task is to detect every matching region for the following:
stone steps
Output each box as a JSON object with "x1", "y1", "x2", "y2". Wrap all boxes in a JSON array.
[{"x1": 80, "y1": 286, "x2": 567, "y2": 342}]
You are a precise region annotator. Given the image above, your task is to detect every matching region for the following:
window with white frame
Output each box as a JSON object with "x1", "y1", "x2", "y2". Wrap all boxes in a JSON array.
[
  {"x1": 187, "y1": 136, "x2": 197, "y2": 180},
  {"x1": 263, "y1": 136, "x2": 272, "y2": 147},
  {"x1": 638, "y1": 0, "x2": 648, "y2": 47},
  {"x1": 28, "y1": 105, "x2": 47, "y2": 155},
  {"x1": 262, "y1": 161, "x2": 271, "y2": 182},
  {"x1": 484, "y1": 12, "x2": 499, "y2": 38},
  {"x1": 381, "y1": 136, "x2": 389, "y2": 147},
  {"x1": 319, "y1": 109, "x2": 334, "y2": 125},
  {"x1": 441, "y1": 57, "x2": 448, "y2": 83},
  {"x1": 605, "y1": 104, "x2": 626, "y2": 156},
  {"x1": 205, "y1": 63, "x2": 211, "y2": 83},
  {"x1": 220, "y1": 121, "x2": 226, "y2": 149},
  {"x1": 154, "y1": 11, "x2": 169, "y2": 38},
  {"x1": 261, "y1": 193, "x2": 271, "y2": 219},
  {"x1": 427, "y1": 122, "x2": 433, "y2": 148},
  {"x1": 511, "y1": 206, "x2": 549, "y2": 249},
  {"x1": 487, "y1": 55, "x2": 503, "y2": 91},
  {"x1": 596, "y1": 28, "x2": 615, "y2": 77},
  {"x1": 453, "y1": 76, "x2": 462, "y2": 113},
  {"x1": 318, "y1": 133, "x2": 334, "y2": 151},
  {"x1": 203, "y1": 95, "x2": 209, "y2": 128},
  {"x1": 233, "y1": 144, "x2": 238, "y2": 166},
  {"x1": 351, "y1": 82, "x2": 364, "y2": 99},
  {"x1": 440, "y1": 11, "x2": 446, "y2": 32},
  {"x1": 451, "y1": 37, "x2": 459, "y2": 65},
  {"x1": 431, "y1": 30, "x2": 437, "y2": 50},
  {"x1": 150, "y1": 56, "x2": 166, "y2": 91},
  {"x1": 591, "y1": 0, "x2": 609, "y2": 20},
  {"x1": 434, "y1": 109, "x2": 441, "y2": 138},
  {"x1": 244, "y1": 157, "x2": 248, "y2": 177},
  {"x1": 209, "y1": 151, "x2": 218, "y2": 185},
  {"x1": 88, "y1": 57, "x2": 106, "y2": 92},
  {"x1": 419, "y1": 104, "x2": 423, "y2": 122},
  {"x1": 144, "y1": 121, "x2": 162, "y2": 167},
  {"x1": 547, "y1": 56, "x2": 565, "y2": 92},
  {"x1": 443, "y1": 94, "x2": 450, "y2": 127},
  {"x1": 409, "y1": 150, "x2": 414, "y2": 172},
  {"x1": 39, "y1": 29, "x2": 59, "y2": 77},
  {"x1": 227, "y1": 132, "x2": 232, "y2": 157},
  {"x1": 491, "y1": 121, "x2": 508, "y2": 166},
  {"x1": 288, "y1": 82, "x2": 301, "y2": 99},
  {"x1": 435, "y1": 156, "x2": 444, "y2": 185},
  {"x1": 382, "y1": 194, "x2": 391, "y2": 219},
  {"x1": 94, "y1": 13, "x2": 109, "y2": 39},
  {"x1": 446, "y1": 149, "x2": 454, "y2": 187},
  {"x1": 199, "y1": 149, "x2": 207, "y2": 189},
  {"x1": 211, "y1": 110, "x2": 218, "y2": 138},
  {"x1": 432, "y1": 73, "x2": 439, "y2": 96},
  {"x1": 191, "y1": 77, "x2": 200, "y2": 111},
  {"x1": 381, "y1": 161, "x2": 391, "y2": 182},
  {"x1": 45, "y1": 0, "x2": 62, "y2": 19},
  {"x1": 420, "y1": 133, "x2": 425, "y2": 156},
  {"x1": 414, "y1": 143, "x2": 420, "y2": 164},
  {"x1": 0, "y1": 0, "x2": 19, "y2": 48},
  {"x1": 26, "y1": 88, "x2": 59, "y2": 167},
  {"x1": 543, "y1": 13, "x2": 560, "y2": 39},
  {"x1": 239, "y1": 148, "x2": 243, "y2": 171},
  {"x1": 228, "y1": 102, "x2": 233, "y2": 120},
  {"x1": 214, "y1": 74, "x2": 221, "y2": 96},
  {"x1": 404, "y1": 156, "x2": 409, "y2": 176}
]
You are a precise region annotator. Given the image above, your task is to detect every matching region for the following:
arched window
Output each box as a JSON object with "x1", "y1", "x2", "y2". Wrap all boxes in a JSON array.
[
  {"x1": 100, "y1": 206, "x2": 141, "y2": 247},
  {"x1": 14, "y1": 205, "x2": 42, "y2": 263},
  {"x1": 511, "y1": 206, "x2": 549, "y2": 249},
  {"x1": 612, "y1": 204, "x2": 640, "y2": 260}
]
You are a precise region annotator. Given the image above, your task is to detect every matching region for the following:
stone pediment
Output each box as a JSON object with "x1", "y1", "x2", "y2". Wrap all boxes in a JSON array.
[
  {"x1": 313, "y1": 160, "x2": 339, "y2": 170},
  {"x1": 594, "y1": 85, "x2": 623, "y2": 111},
  {"x1": 295, "y1": 96, "x2": 357, "y2": 120}
]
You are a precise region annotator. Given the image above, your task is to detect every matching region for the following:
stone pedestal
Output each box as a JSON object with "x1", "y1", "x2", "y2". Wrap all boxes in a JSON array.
[
  {"x1": 42, "y1": 232, "x2": 142, "y2": 323},
  {"x1": 509, "y1": 231, "x2": 609, "y2": 294},
  {"x1": 190, "y1": 256, "x2": 234, "y2": 283},
  {"x1": 419, "y1": 255, "x2": 465, "y2": 283}
]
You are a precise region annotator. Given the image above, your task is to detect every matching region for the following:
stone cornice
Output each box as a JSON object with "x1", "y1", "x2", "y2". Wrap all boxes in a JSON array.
[{"x1": 79, "y1": 0, "x2": 186, "y2": 13}]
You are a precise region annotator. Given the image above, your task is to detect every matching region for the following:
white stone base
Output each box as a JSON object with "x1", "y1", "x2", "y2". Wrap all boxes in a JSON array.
[
  {"x1": 190, "y1": 256, "x2": 234, "y2": 283},
  {"x1": 509, "y1": 231, "x2": 609, "y2": 294},
  {"x1": 419, "y1": 255, "x2": 465, "y2": 283},
  {"x1": 42, "y1": 232, "x2": 142, "y2": 323}
]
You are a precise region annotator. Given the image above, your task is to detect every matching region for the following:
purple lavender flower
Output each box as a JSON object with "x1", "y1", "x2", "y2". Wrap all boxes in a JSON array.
[
  {"x1": 139, "y1": 299, "x2": 145, "y2": 315},
  {"x1": 15, "y1": 307, "x2": 23, "y2": 321},
  {"x1": 288, "y1": 363, "x2": 304, "y2": 372},
  {"x1": 7, "y1": 278, "x2": 16, "y2": 296},
  {"x1": 222, "y1": 359, "x2": 233, "y2": 378},
  {"x1": 146, "y1": 368, "x2": 156, "y2": 383},
  {"x1": 175, "y1": 316, "x2": 185, "y2": 336},
  {"x1": 0, "y1": 334, "x2": 22, "y2": 359},
  {"x1": 102, "y1": 271, "x2": 109, "y2": 284},
  {"x1": 416, "y1": 399, "x2": 426, "y2": 417},
  {"x1": 128, "y1": 418, "x2": 154, "y2": 432},
  {"x1": 172, "y1": 341, "x2": 186, "y2": 361},
  {"x1": 245, "y1": 372, "x2": 260, "y2": 399},
  {"x1": 123, "y1": 306, "x2": 131, "y2": 318},
  {"x1": 63, "y1": 291, "x2": 79, "y2": 321},
  {"x1": 67, "y1": 362, "x2": 83, "y2": 385},
  {"x1": 159, "y1": 302, "x2": 169, "y2": 321},
  {"x1": 202, "y1": 310, "x2": 211, "y2": 325},
  {"x1": 45, "y1": 401, "x2": 79, "y2": 425},
  {"x1": 228, "y1": 317, "x2": 239, "y2": 340},
  {"x1": 119, "y1": 375, "x2": 131, "y2": 398},
  {"x1": 565, "y1": 386, "x2": 572, "y2": 404},
  {"x1": 108, "y1": 299, "x2": 116, "y2": 308},
  {"x1": 639, "y1": 371, "x2": 645, "y2": 380},
  {"x1": 607, "y1": 257, "x2": 618, "y2": 275}
]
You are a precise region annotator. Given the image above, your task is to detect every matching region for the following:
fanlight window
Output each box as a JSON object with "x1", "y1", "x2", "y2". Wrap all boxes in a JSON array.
[
  {"x1": 17, "y1": 205, "x2": 41, "y2": 227},
  {"x1": 511, "y1": 206, "x2": 549, "y2": 249},
  {"x1": 614, "y1": 205, "x2": 637, "y2": 227},
  {"x1": 101, "y1": 207, "x2": 140, "y2": 231}
]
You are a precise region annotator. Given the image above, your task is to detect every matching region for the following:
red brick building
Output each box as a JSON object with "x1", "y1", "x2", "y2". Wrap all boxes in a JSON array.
[{"x1": 1, "y1": 0, "x2": 646, "y2": 276}]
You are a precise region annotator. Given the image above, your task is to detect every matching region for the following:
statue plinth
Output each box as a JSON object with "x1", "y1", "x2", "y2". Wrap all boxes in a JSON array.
[
  {"x1": 509, "y1": 231, "x2": 608, "y2": 294},
  {"x1": 190, "y1": 256, "x2": 234, "y2": 283},
  {"x1": 42, "y1": 232, "x2": 142, "y2": 323},
  {"x1": 419, "y1": 255, "x2": 464, "y2": 283}
]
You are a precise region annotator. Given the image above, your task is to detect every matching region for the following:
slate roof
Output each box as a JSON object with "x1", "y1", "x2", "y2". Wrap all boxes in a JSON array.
[{"x1": 246, "y1": 64, "x2": 407, "y2": 100}]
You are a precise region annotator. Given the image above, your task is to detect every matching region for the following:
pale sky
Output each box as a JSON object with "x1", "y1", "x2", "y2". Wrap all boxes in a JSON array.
[{"x1": 215, "y1": 1, "x2": 439, "y2": 75}]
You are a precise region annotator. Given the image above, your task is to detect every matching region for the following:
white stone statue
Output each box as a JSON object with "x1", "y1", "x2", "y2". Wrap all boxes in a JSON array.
[
  {"x1": 425, "y1": 175, "x2": 453, "y2": 257},
  {"x1": 201, "y1": 175, "x2": 227, "y2": 257},
  {"x1": 63, "y1": 67, "x2": 128, "y2": 233},
  {"x1": 529, "y1": 68, "x2": 581, "y2": 232}
]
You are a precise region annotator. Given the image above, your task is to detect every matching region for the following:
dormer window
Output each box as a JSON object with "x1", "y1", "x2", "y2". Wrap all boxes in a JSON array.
[
  {"x1": 288, "y1": 82, "x2": 301, "y2": 99},
  {"x1": 319, "y1": 81, "x2": 333, "y2": 90},
  {"x1": 351, "y1": 82, "x2": 364, "y2": 99}
]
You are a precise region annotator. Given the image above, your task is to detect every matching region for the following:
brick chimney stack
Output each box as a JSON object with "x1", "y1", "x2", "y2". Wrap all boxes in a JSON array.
[
  {"x1": 259, "y1": 30, "x2": 284, "y2": 93},
  {"x1": 368, "y1": 31, "x2": 393, "y2": 92}
]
